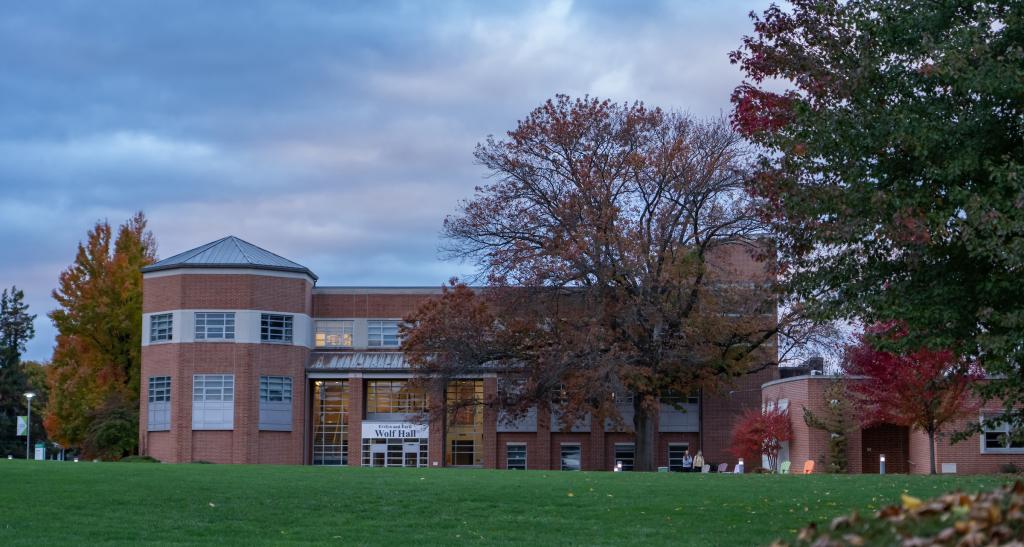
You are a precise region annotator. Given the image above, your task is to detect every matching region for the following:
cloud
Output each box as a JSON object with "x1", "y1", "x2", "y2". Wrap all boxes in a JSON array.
[{"x1": 0, "y1": 0, "x2": 772, "y2": 360}]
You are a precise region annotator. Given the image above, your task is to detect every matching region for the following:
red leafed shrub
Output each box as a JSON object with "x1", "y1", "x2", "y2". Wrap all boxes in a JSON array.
[{"x1": 731, "y1": 405, "x2": 792, "y2": 472}]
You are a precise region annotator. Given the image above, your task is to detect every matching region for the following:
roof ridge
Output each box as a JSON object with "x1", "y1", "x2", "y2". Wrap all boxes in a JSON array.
[
  {"x1": 229, "y1": 236, "x2": 307, "y2": 268},
  {"x1": 228, "y1": 236, "x2": 257, "y2": 265},
  {"x1": 154, "y1": 236, "x2": 228, "y2": 265}
]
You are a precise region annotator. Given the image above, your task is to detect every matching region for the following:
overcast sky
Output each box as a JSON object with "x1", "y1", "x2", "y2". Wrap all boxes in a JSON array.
[{"x1": 0, "y1": 0, "x2": 770, "y2": 361}]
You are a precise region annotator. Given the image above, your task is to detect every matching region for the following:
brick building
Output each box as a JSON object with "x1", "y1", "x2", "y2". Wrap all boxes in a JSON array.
[
  {"x1": 139, "y1": 236, "x2": 776, "y2": 469},
  {"x1": 762, "y1": 374, "x2": 1024, "y2": 474}
]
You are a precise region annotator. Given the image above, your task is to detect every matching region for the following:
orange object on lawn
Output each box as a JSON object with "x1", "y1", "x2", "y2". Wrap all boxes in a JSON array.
[{"x1": 802, "y1": 460, "x2": 815, "y2": 474}]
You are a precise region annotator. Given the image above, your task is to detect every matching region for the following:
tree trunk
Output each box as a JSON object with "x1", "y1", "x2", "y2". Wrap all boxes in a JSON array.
[
  {"x1": 633, "y1": 396, "x2": 656, "y2": 471},
  {"x1": 928, "y1": 428, "x2": 937, "y2": 475}
]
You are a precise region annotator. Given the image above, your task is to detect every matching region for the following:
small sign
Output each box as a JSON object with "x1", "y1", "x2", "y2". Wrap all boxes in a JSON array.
[
  {"x1": 16, "y1": 416, "x2": 27, "y2": 436},
  {"x1": 361, "y1": 421, "x2": 428, "y2": 439},
  {"x1": 34, "y1": 442, "x2": 44, "y2": 461}
]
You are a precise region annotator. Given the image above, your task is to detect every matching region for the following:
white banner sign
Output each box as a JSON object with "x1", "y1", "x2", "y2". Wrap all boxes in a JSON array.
[
  {"x1": 362, "y1": 421, "x2": 428, "y2": 439},
  {"x1": 16, "y1": 416, "x2": 27, "y2": 436}
]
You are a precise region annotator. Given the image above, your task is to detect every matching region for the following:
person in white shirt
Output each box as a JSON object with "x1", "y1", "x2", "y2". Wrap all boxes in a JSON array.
[{"x1": 682, "y1": 450, "x2": 694, "y2": 472}]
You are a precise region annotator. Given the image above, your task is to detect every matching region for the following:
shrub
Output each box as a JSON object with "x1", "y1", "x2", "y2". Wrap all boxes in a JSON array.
[
  {"x1": 119, "y1": 455, "x2": 160, "y2": 463},
  {"x1": 1000, "y1": 462, "x2": 1021, "y2": 474},
  {"x1": 191, "y1": 460, "x2": 214, "y2": 464}
]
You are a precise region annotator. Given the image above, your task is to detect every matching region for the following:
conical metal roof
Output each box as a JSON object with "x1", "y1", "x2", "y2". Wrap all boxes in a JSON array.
[{"x1": 141, "y1": 236, "x2": 317, "y2": 280}]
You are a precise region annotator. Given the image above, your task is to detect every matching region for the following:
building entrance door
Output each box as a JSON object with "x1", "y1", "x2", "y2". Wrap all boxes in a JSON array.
[{"x1": 362, "y1": 438, "x2": 428, "y2": 467}]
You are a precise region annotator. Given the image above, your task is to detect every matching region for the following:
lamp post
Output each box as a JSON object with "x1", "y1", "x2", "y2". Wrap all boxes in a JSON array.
[
  {"x1": 879, "y1": 454, "x2": 886, "y2": 475},
  {"x1": 24, "y1": 392, "x2": 35, "y2": 460}
]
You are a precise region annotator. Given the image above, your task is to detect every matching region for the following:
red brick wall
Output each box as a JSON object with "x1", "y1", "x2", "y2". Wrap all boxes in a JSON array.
[
  {"x1": 144, "y1": 274, "x2": 312, "y2": 314},
  {"x1": 703, "y1": 361, "x2": 779, "y2": 465},
  {"x1": 313, "y1": 293, "x2": 436, "y2": 318},
  {"x1": 347, "y1": 377, "x2": 364, "y2": 467},
  {"x1": 192, "y1": 430, "x2": 234, "y2": 463}
]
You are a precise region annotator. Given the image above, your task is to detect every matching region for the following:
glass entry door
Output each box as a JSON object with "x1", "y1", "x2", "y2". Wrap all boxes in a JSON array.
[{"x1": 362, "y1": 438, "x2": 428, "y2": 467}]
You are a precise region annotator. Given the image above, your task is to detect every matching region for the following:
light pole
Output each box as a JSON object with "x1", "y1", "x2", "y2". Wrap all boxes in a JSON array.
[{"x1": 24, "y1": 392, "x2": 35, "y2": 460}]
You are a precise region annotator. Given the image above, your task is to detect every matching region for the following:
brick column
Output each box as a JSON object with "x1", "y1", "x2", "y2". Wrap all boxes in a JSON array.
[
  {"x1": 428, "y1": 385, "x2": 445, "y2": 467},
  {"x1": 535, "y1": 404, "x2": 552, "y2": 470},
  {"x1": 347, "y1": 375, "x2": 363, "y2": 467},
  {"x1": 482, "y1": 377, "x2": 498, "y2": 469},
  {"x1": 589, "y1": 415, "x2": 606, "y2": 471}
]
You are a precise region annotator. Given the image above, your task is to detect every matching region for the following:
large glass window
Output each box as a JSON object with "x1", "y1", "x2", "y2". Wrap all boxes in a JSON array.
[
  {"x1": 506, "y1": 443, "x2": 527, "y2": 470},
  {"x1": 560, "y1": 444, "x2": 582, "y2": 471},
  {"x1": 260, "y1": 376, "x2": 293, "y2": 402},
  {"x1": 195, "y1": 312, "x2": 235, "y2": 340},
  {"x1": 367, "y1": 320, "x2": 400, "y2": 347},
  {"x1": 315, "y1": 320, "x2": 353, "y2": 348},
  {"x1": 446, "y1": 380, "x2": 483, "y2": 466},
  {"x1": 260, "y1": 313, "x2": 293, "y2": 343},
  {"x1": 366, "y1": 380, "x2": 425, "y2": 413},
  {"x1": 192, "y1": 374, "x2": 234, "y2": 430},
  {"x1": 312, "y1": 381, "x2": 348, "y2": 465},
  {"x1": 982, "y1": 416, "x2": 1024, "y2": 453},
  {"x1": 147, "y1": 376, "x2": 171, "y2": 431},
  {"x1": 668, "y1": 443, "x2": 691, "y2": 472},
  {"x1": 614, "y1": 443, "x2": 635, "y2": 471},
  {"x1": 150, "y1": 313, "x2": 173, "y2": 343}
]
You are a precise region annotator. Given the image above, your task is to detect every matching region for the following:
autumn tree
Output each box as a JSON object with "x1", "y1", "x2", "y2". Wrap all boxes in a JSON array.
[
  {"x1": 0, "y1": 287, "x2": 38, "y2": 457},
  {"x1": 842, "y1": 324, "x2": 982, "y2": 475},
  {"x1": 732, "y1": 1, "x2": 1024, "y2": 430},
  {"x1": 730, "y1": 405, "x2": 792, "y2": 472},
  {"x1": 46, "y1": 212, "x2": 156, "y2": 458},
  {"x1": 404, "y1": 95, "x2": 800, "y2": 471}
]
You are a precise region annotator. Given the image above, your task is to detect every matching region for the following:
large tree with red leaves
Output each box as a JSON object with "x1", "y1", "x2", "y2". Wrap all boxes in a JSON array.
[
  {"x1": 732, "y1": 1, "x2": 1024, "y2": 433},
  {"x1": 403, "y1": 95, "x2": 807, "y2": 471},
  {"x1": 843, "y1": 325, "x2": 982, "y2": 474},
  {"x1": 731, "y1": 405, "x2": 792, "y2": 472}
]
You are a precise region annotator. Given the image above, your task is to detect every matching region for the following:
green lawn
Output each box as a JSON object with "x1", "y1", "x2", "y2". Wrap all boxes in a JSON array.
[{"x1": 0, "y1": 460, "x2": 1012, "y2": 546}]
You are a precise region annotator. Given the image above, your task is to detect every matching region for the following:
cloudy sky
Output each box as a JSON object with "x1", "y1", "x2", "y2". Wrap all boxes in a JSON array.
[{"x1": 0, "y1": 0, "x2": 770, "y2": 361}]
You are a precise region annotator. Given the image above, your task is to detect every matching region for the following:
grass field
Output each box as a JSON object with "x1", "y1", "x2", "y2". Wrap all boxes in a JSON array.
[{"x1": 0, "y1": 460, "x2": 1012, "y2": 546}]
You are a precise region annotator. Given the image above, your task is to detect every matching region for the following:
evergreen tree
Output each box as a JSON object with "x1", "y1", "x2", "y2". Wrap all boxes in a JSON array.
[{"x1": 0, "y1": 287, "x2": 37, "y2": 457}]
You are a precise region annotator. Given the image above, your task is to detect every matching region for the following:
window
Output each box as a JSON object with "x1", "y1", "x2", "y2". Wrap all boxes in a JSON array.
[
  {"x1": 506, "y1": 443, "x2": 527, "y2": 470},
  {"x1": 312, "y1": 381, "x2": 348, "y2": 465},
  {"x1": 366, "y1": 380, "x2": 425, "y2": 413},
  {"x1": 261, "y1": 314, "x2": 293, "y2": 343},
  {"x1": 661, "y1": 391, "x2": 699, "y2": 406},
  {"x1": 982, "y1": 416, "x2": 1024, "y2": 453},
  {"x1": 668, "y1": 443, "x2": 691, "y2": 472},
  {"x1": 192, "y1": 374, "x2": 234, "y2": 430},
  {"x1": 560, "y1": 444, "x2": 582, "y2": 471},
  {"x1": 451, "y1": 440, "x2": 476, "y2": 466},
  {"x1": 367, "y1": 320, "x2": 400, "y2": 347},
  {"x1": 614, "y1": 443, "x2": 635, "y2": 471},
  {"x1": 147, "y1": 376, "x2": 171, "y2": 431},
  {"x1": 259, "y1": 376, "x2": 292, "y2": 431},
  {"x1": 195, "y1": 312, "x2": 235, "y2": 341},
  {"x1": 446, "y1": 380, "x2": 483, "y2": 466},
  {"x1": 150, "y1": 313, "x2": 173, "y2": 343},
  {"x1": 315, "y1": 320, "x2": 353, "y2": 348}
]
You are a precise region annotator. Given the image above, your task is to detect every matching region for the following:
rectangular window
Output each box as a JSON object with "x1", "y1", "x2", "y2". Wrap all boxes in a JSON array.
[
  {"x1": 367, "y1": 320, "x2": 400, "y2": 348},
  {"x1": 147, "y1": 376, "x2": 171, "y2": 431},
  {"x1": 506, "y1": 443, "x2": 527, "y2": 470},
  {"x1": 451, "y1": 440, "x2": 476, "y2": 466},
  {"x1": 668, "y1": 443, "x2": 690, "y2": 472},
  {"x1": 315, "y1": 320, "x2": 353, "y2": 348},
  {"x1": 150, "y1": 313, "x2": 173, "y2": 343},
  {"x1": 614, "y1": 443, "x2": 635, "y2": 471},
  {"x1": 192, "y1": 374, "x2": 234, "y2": 430},
  {"x1": 661, "y1": 391, "x2": 699, "y2": 406},
  {"x1": 194, "y1": 312, "x2": 235, "y2": 341},
  {"x1": 982, "y1": 415, "x2": 1024, "y2": 453},
  {"x1": 366, "y1": 380, "x2": 425, "y2": 413},
  {"x1": 260, "y1": 313, "x2": 293, "y2": 343},
  {"x1": 259, "y1": 376, "x2": 292, "y2": 431},
  {"x1": 148, "y1": 376, "x2": 171, "y2": 403},
  {"x1": 560, "y1": 444, "x2": 582, "y2": 471}
]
